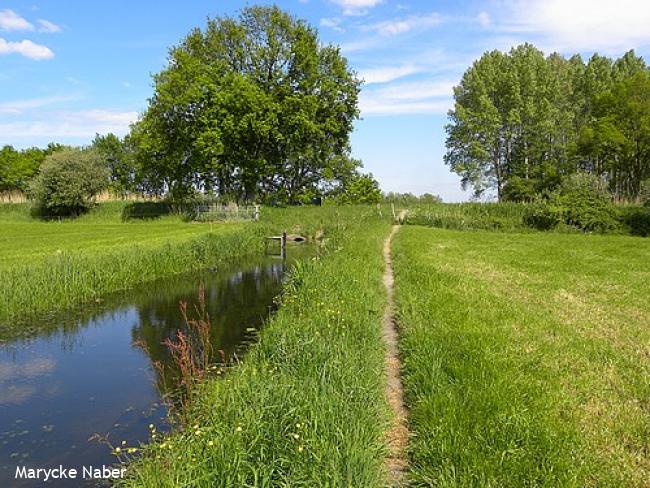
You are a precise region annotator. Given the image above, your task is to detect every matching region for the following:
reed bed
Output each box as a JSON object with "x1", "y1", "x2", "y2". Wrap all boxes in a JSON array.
[{"x1": 405, "y1": 202, "x2": 530, "y2": 231}]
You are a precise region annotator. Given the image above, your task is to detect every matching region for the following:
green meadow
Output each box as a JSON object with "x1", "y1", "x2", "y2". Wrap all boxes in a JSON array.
[
  {"x1": 1, "y1": 201, "x2": 648, "y2": 486},
  {"x1": 392, "y1": 227, "x2": 650, "y2": 486}
]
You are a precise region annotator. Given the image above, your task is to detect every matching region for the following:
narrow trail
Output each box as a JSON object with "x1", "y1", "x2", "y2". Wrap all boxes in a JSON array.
[{"x1": 383, "y1": 211, "x2": 408, "y2": 487}]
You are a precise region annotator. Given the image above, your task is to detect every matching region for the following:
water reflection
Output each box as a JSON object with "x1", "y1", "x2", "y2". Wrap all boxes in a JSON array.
[{"x1": 0, "y1": 250, "x2": 308, "y2": 487}]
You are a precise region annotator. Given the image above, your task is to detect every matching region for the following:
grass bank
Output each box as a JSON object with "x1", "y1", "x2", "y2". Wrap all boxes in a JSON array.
[
  {"x1": 392, "y1": 226, "x2": 650, "y2": 486},
  {"x1": 119, "y1": 210, "x2": 392, "y2": 487}
]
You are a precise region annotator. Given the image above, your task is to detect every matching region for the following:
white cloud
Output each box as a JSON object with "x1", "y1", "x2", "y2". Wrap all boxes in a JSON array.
[
  {"x1": 0, "y1": 9, "x2": 33, "y2": 31},
  {"x1": 320, "y1": 17, "x2": 344, "y2": 32},
  {"x1": 0, "y1": 38, "x2": 54, "y2": 60},
  {"x1": 359, "y1": 79, "x2": 454, "y2": 116},
  {"x1": 369, "y1": 80, "x2": 455, "y2": 100},
  {"x1": 330, "y1": 0, "x2": 383, "y2": 16},
  {"x1": 0, "y1": 95, "x2": 79, "y2": 114},
  {"x1": 358, "y1": 64, "x2": 422, "y2": 84},
  {"x1": 0, "y1": 110, "x2": 138, "y2": 143},
  {"x1": 368, "y1": 12, "x2": 442, "y2": 36},
  {"x1": 477, "y1": 11, "x2": 491, "y2": 27},
  {"x1": 359, "y1": 97, "x2": 451, "y2": 115},
  {"x1": 498, "y1": 0, "x2": 650, "y2": 52},
  {"x1": 37, "y1": 19, "x2": 62, "y2": 33}
]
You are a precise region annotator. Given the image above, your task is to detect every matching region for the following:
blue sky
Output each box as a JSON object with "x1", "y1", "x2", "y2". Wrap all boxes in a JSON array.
[{"x1": 2, "y1": 1, "x2": 650, "y2": 201}]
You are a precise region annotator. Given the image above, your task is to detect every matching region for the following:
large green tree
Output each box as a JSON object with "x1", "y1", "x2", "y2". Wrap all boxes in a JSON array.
[
  {"x1": 131, "y1": 5, "x2": 361, "y2": 202},
  {"x1": 446, "y1": 45, "x2": 649, "y2": 201}
]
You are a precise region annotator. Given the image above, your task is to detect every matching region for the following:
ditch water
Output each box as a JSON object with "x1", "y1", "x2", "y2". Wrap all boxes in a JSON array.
[{"x1": 0, "y1": 247, "x2": 312, "y2": 487}]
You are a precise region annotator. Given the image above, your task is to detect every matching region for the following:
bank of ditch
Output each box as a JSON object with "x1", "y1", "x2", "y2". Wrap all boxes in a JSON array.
[
  {"x1": 0, "y1": 203, "x2": 371, "y2": 334},
  {"x1": 118, "y1": 211, "x2": 393, "y2": 487}
]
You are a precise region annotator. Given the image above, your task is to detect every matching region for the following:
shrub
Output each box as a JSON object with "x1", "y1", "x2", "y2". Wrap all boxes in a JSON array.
[
  {"x1": 621, "y1": 206, "x2": 650, "y2": 236},
  {"x1": 28, "y1": 148, "x2": 110, "y2": 216},
  {"x1": 523, "y1": 201, "x2": 564, "y2": 230},
  {"x1": 557, "y1": 173, "x2": 618, "y2": 232},
  {"x1": 525, "y1": 173, "x2": 619, "y2": 232}
]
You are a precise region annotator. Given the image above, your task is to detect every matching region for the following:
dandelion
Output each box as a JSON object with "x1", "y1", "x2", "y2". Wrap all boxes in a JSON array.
[
  {"x1": 127, "y1": 448, "x2": 138, "y2": 454},
  {"x1": 113, "y1": 447, "x2": 121, "y2": 454},
  {"x1": 292, "y1": 433, "x2": 300, "y2": 440},
  {"x1": 208, "y1": 441, "x2": 214, "y2": 447},
  {"x1": 298, "y1": 446, "x2": 304, "y2": 453},
  {"x1": 236, "y1": 426, "x2": 242, "y2": 432},
  {"x1": 295, "y1": 423, "x2": 302, "y2": 429}
]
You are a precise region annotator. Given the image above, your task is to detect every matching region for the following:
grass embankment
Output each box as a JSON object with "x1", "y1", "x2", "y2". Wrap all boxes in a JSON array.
[
  {"x1": 393, "y1": 227, "x2": 650, "y2": 486},
  {"x1": 118, "y1": 210, "x2": 392, "y2": 487},
  {"x1": 0, "y1": 202, "x2": 359, "y2": 329}
]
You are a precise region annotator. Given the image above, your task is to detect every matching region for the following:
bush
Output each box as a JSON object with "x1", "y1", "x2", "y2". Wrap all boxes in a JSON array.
[
  {"x1": 524, "y1": 173, "x2": 619, "y2": 232},
  {"x1": 28, "y1": 148, "x2": 110, "y2": 216},
  {"x1": 523, "y1": 201, "x2": 564, "y2": 230},
  {"x1": 621, "y1": 206, "x2": 650, "y2": 236}
]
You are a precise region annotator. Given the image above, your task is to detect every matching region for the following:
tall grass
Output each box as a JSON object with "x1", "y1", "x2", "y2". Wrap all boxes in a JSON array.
[
  {"x1": 392, "y1": 227, "x2": 650, "y2": 486},
  {"x1": 405, "y1": 202, "x2": 530, "y2": 231},
  {"x1": 118, "y1": 210, "x2": 392, "y2": 487}
]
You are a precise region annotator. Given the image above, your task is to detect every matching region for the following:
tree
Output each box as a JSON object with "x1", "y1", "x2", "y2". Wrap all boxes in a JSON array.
[
  {"x1": 589, "y1": 72, "x2": 650, "y2": 199},
  {"x1": 446, "y1": 44, "x2": 650, "y2": 201},
  {"x1": 337, "y1": 173, "x2": 381, "y2": 204},
  {"x1": 131, "y1": 5, "x2": 361, "y2": 202},
  {"x1": 92, "y1": 133, "x2": 134, "y2": 195},
  {"x1": 28, "y1": 148, "x2": 110, "y2": 216}
]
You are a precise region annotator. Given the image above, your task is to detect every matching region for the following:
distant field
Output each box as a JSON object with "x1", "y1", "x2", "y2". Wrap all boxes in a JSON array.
[
  {"x1": 393, "y1": 227, "x2": 650, "y2": 486},
  {"x1": 0, "y1": 221, "x2": 228, "y2": 267}
]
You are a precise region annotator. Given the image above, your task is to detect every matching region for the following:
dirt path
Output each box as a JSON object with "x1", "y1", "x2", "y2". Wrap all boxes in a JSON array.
[{"x1": 383, "y1": 212, "x2": 408, "y2": 486}]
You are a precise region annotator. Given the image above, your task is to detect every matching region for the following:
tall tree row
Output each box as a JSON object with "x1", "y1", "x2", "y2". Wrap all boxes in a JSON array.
[{"x1": 446, "y1": 44, "x2": 650, "y2": 201}]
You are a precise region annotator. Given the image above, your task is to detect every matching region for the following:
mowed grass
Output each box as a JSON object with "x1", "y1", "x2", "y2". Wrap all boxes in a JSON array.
[
  {"x1": 119, "y1": 211, "x2": 392, "y2": 487},
  {"x1": 392, "y1": 227, "x2": 649, "y2": 487}
]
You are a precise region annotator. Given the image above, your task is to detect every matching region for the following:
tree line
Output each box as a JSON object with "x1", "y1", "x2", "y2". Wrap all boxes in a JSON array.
[
  {"x1": 446, "y1": 44, "x2": 650, "y2": 202},
  {"x1": 1, "y1": 6, "x2": 382, "y2": 212}
]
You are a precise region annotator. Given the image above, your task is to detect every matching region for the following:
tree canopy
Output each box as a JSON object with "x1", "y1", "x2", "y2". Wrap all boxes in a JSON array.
[
  {"x1": 0, "y1": 143, "x2": 65, "y2": 192},
  {"x1": 131, "y1": 5, "x2": 362, "y2": 202},
  {"x1": 446, "y1": 44, "x2": 650, "y2": 201}
]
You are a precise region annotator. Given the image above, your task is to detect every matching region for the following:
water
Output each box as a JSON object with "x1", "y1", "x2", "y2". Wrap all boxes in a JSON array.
[{"x1": 0, "y1": 249, "x2": 310, "y2": 487}]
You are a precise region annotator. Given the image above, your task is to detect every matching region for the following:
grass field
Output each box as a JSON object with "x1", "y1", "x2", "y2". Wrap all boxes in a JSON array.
[
  {"x1": 392, "y1": 227, "x2": 650, "y2": 486},
  {"x1": 119, "y1": 209, "x2": 393, "y2": 487}
]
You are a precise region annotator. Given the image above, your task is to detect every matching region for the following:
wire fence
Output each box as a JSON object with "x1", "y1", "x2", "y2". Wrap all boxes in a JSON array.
[{"x1": 190, "y1": 203, "x2": 260, "y2": 222}]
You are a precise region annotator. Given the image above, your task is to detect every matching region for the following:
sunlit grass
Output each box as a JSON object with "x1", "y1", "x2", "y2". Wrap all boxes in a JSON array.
[{"x1": 393, "y1": 227, "x2": 650, "y2": 486}]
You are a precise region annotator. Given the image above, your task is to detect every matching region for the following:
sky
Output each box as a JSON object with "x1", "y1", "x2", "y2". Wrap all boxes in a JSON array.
[{"x1": 2, "y1": 1, "x2": 650, "y2": 201}]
